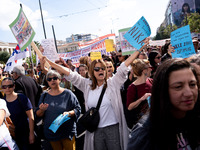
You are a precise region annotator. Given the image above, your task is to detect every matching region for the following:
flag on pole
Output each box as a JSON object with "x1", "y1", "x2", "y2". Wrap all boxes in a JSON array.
[{"x1": 4, "y1": 45, "x2": 30, "y2": 72}]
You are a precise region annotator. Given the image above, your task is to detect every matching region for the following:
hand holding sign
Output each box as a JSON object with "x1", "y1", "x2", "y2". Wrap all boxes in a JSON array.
[
  {"x1": 124, "y1": 16, "x2": 151, "y2": 50},
  {"x1": 171, "y1": 25, "x2": 196, "y2": 58}
]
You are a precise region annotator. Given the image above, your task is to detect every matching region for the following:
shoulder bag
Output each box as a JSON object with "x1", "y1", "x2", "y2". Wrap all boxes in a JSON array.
[{"x1": 78, "y1": 85, "x2": 106, "y2": 133}]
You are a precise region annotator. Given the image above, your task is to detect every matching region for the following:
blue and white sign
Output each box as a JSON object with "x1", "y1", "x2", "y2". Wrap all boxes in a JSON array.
[
  {"x1": 171, "y1": 25, "x2": 196, "y2": 58},
  {"x1": 49, "y1": 114, "x2": 70, "y2": 133},
  {"x1": 124, "y1": 16, "x2": 151, "y2": 50}
]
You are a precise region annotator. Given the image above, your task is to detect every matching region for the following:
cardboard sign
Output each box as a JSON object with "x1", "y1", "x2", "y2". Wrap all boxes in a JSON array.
[
  {"x1": 9, "y1": 8, "x2": 35, "y2": 51},
  {"x1": 124, "y1": 16, "x2": 151, "y2": 50},
  {"x1": 90, "y1": 52, "x2": 102, "y2": 61},
  {"x1": 105, "y1": 39, "x2": 115, "y2": 52},
  {"x1": 171, "y1": 25, "x2": 196, "y2": 58},
  {"x1": 41, "y1": 38, "x2": 59, "y2": 63}
]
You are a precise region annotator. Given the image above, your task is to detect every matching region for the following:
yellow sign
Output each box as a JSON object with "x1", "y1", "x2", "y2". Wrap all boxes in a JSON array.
[
  {"x1": 105, "y1": 39, "x2": 115, "y2": 52},
  {"x1": 90, "y1": 52, "x2": 102, "y2": 61}
]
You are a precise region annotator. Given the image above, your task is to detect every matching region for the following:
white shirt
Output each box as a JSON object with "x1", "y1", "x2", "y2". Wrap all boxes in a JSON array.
[
  {"x1": 87, "y1": 84, "x2": 118, "y2": 128},
  {"x1": 0, "y1": 99, "x2": 18, "y2": 149}
]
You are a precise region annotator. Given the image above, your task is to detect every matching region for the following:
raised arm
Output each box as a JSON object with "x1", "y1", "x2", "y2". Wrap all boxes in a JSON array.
[
  {"x1": 124, "y1": 37, "x2": 150, "y2": 67},
  {"x1": 40, "y1": 57, "x2": 71, "y2": 76}
]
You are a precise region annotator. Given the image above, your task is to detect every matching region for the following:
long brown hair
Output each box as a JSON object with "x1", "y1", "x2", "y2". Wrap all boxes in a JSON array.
[{"x1": 89, "y1": 59, "x2": 107, "y2": 90}]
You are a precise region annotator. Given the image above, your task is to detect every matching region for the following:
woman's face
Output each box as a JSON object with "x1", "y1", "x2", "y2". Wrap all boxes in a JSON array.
[
  {"x1": 117, "y1": 52, "x2": 126, "y2": 62},
  {"x1": 47, "y1": 76, "x2": 60, "y2": 88},
  {"x1": 93, "y1": 62, "x2": 106, "y2": 82},
  {"x1": 168, "y1": 68, "x2": 198, "y2": 118},
  {"x1": 138, "y1": 52, "x2": 147, "y2": 59},
  {"x1": 183, "y1": 5, "x2": 188, "y2": 12},
  {"x1": 105, "y1": 61, "x2": 113, "y2": 77},
  {"x1": 154, "y1": 54, "x2": 161, "y2": 64},
  {"x1": 1, "y1": 80, "x2": 15, "y2": 95},
  {"x1": 79, "y1": 66, "x2": 87, "y2": 77},
  {"x1": 143, "y1": 64, "x2": 152, "y2": 77}
]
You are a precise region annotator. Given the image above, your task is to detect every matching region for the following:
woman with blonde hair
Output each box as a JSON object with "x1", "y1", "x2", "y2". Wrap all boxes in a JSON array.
[{"x1": 126, "y1": 59, "x2": 153, "y2": 128}]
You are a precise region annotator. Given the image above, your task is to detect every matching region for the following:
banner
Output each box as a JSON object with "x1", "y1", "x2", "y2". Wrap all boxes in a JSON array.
[
  {"x1": 4, "y1": 45, "x2": 30, "y2": 72},
  {"x1": 124, "y1": 16, "x2": 151, "y2": 51},
  {"x1": 9, "y1": 7, "x2": 35, "y2": 51},
  {"x1": 171, "y1": 25, "x2": 196, "y2": 58},
  {"x1": 58, "y1": 36, "x2": 112, "y2": 66},
  {"x1": 105, "y1": 39, "x2": 115, "y2": 52},
  {"x1": 119, "y1": 28, "x2": 137, "y2": 55},
  {"x1": 41, "y1": 38, "x2": 59, "y2": 63}
]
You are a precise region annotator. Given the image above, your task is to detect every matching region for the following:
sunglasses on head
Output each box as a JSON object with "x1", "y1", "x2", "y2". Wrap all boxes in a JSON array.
[
  {"x1": 2, "y1": 84, "x2": 14, "y2": 89},
  {"x1": 47, "y1": 76, "x2": 58, "y2": 81},
  {"x1": 94, "y1": 67, "x2": 105, "y2": 72}
]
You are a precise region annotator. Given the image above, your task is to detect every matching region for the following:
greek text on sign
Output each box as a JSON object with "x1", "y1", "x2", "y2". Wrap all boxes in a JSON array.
[
  {"x1": 124, "y1": 16, "x2": 151, "y2": 50},
  {"x1": 171, "y1": 25, "x2": 196, "y2": 58}
]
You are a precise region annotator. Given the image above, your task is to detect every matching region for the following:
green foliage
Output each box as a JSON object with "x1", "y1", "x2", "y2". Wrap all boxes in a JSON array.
[
  {"x1": 0, "y1": 51, "x2": 10, "y2": 64},
  {"x1": 182, "y1": 13, "x2": 200, "y2": 33},
  {"x1": 153, "y1": 24, "x2": 178, "y2": 40}
]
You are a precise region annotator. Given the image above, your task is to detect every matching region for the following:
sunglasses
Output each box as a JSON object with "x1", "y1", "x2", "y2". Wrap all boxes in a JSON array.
[
  {"x1": 94, "y1": 67, "x2": 105, "y2": 72},
  {"x1": 47, "y1": 77, "x2": 58, "y2": 81},
  {"x1": 155, "y1": 56, "x2": 161, "y2": 59},
  {"x1": 107, "y1": 66, "x2": 112, "y2": 69},
  {"x1": 117, "y1": 55, "x2": 122, "y2": 57},
  {"x1": 2, "y1": 84, "x2": 14, "y2": 89}
]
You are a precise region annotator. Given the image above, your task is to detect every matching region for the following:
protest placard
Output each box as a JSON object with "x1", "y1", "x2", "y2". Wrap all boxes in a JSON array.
[
  {"x1": 119, "y1": 27, "x2": 137, "y2": 55},
  {"x1": 9, "y1": 7, "x2": 35, "y2": 51},
  {"x1": 105, "y1": 39, "x2": 115, "y2": 52},
  {"x1": 49, "y1": 114, "x2": 70, "y2": 133},
  {"x1": 41, "y1": 38, "x2": 59, "y2": 63},
  {"x1": 171, "y1": 25, "x2": 196, "y2": 58},
  {"x1": 124, "y1": 16, "x2": 151, "y2": 51},
  {"x1": 31, "y1": 41, "x2": 50, "y2": 69},
  {"x1": 90, "y1": 52, "x2": 102, "y2": 61}
]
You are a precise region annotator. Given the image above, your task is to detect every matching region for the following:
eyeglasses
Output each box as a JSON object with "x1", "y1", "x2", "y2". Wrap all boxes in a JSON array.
[
  {"x1": 47, "y1": 77, "x2": 58, "y2": 81},
  {"x1": 107, "y1": 66, "x2": 112, "y2": 69},
  {"x1": 94, "y1": 67, "x2": 105, "y2": 72},
  {"x1": 155, "y1": 56, "x2": 161, "y2": 59},
  {"x1": 2, "y1": 84, "x2": 14, "y2": 89}
]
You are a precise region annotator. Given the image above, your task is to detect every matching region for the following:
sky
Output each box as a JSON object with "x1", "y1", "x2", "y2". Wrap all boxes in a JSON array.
[{"x1": 0, "y1": 0, "x2": 170, "y2": 43}]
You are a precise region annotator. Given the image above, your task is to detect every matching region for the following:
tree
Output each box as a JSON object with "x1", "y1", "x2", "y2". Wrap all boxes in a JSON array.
[
  {"x1": 0, "y1": 51, "x2": 10, "y2": 64},
  {"x1": 182, "y1": 13, "x2": 200, "y2": 33},
  {"x1": 153, "y1": 24, "x2": 178, "y2": 40}
]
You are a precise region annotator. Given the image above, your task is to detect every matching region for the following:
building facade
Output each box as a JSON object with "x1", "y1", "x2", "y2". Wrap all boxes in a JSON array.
[
  {"x1": 0, "y1": 41, "x2": 17, "y2": 54},
  {"x1": 66, "y1": 34, "x2": 98, "y2": 43},
  {"x1": 163, "y1": 0, "x2": 200, "y2": 27}
]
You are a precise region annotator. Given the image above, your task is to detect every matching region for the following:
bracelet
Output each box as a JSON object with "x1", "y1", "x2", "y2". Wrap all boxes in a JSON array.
[{"x1": 137, "y1": 50, "x2": 142, "y2": 53}]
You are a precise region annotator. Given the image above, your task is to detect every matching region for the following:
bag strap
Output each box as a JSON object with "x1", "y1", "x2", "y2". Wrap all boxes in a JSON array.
[{"x1": 96, "y1": 85, "x2": 106, "y2": 110}]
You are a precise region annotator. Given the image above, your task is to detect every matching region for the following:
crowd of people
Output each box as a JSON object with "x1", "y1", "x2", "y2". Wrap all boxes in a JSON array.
[{"x1": 0, "y1": 36, "x2": 200, "y2": 150}]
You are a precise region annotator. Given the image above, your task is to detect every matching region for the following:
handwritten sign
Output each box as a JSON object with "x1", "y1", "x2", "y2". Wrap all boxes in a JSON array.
[
  {"x1": 90, "y1": 52, "x2": 102, "y2": 61},
  {"x1": 49, "y1": 114, "x2": 70, "y2": 133},
  {"x1": 9, "y1": 8, "x2": 35, "y2": 51},
  {"x1": 105, "y1": 39, "x2": 115, "y2": 52},
  {"x1": 171, "y1": 25, "x2": 196, "y2": 58},
  {"x1": 124, "y1": 16, "x2": 151, "y2": 50},
  {"x1": 41, "y1": 38, "x2": 59, "y2": 63}
]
